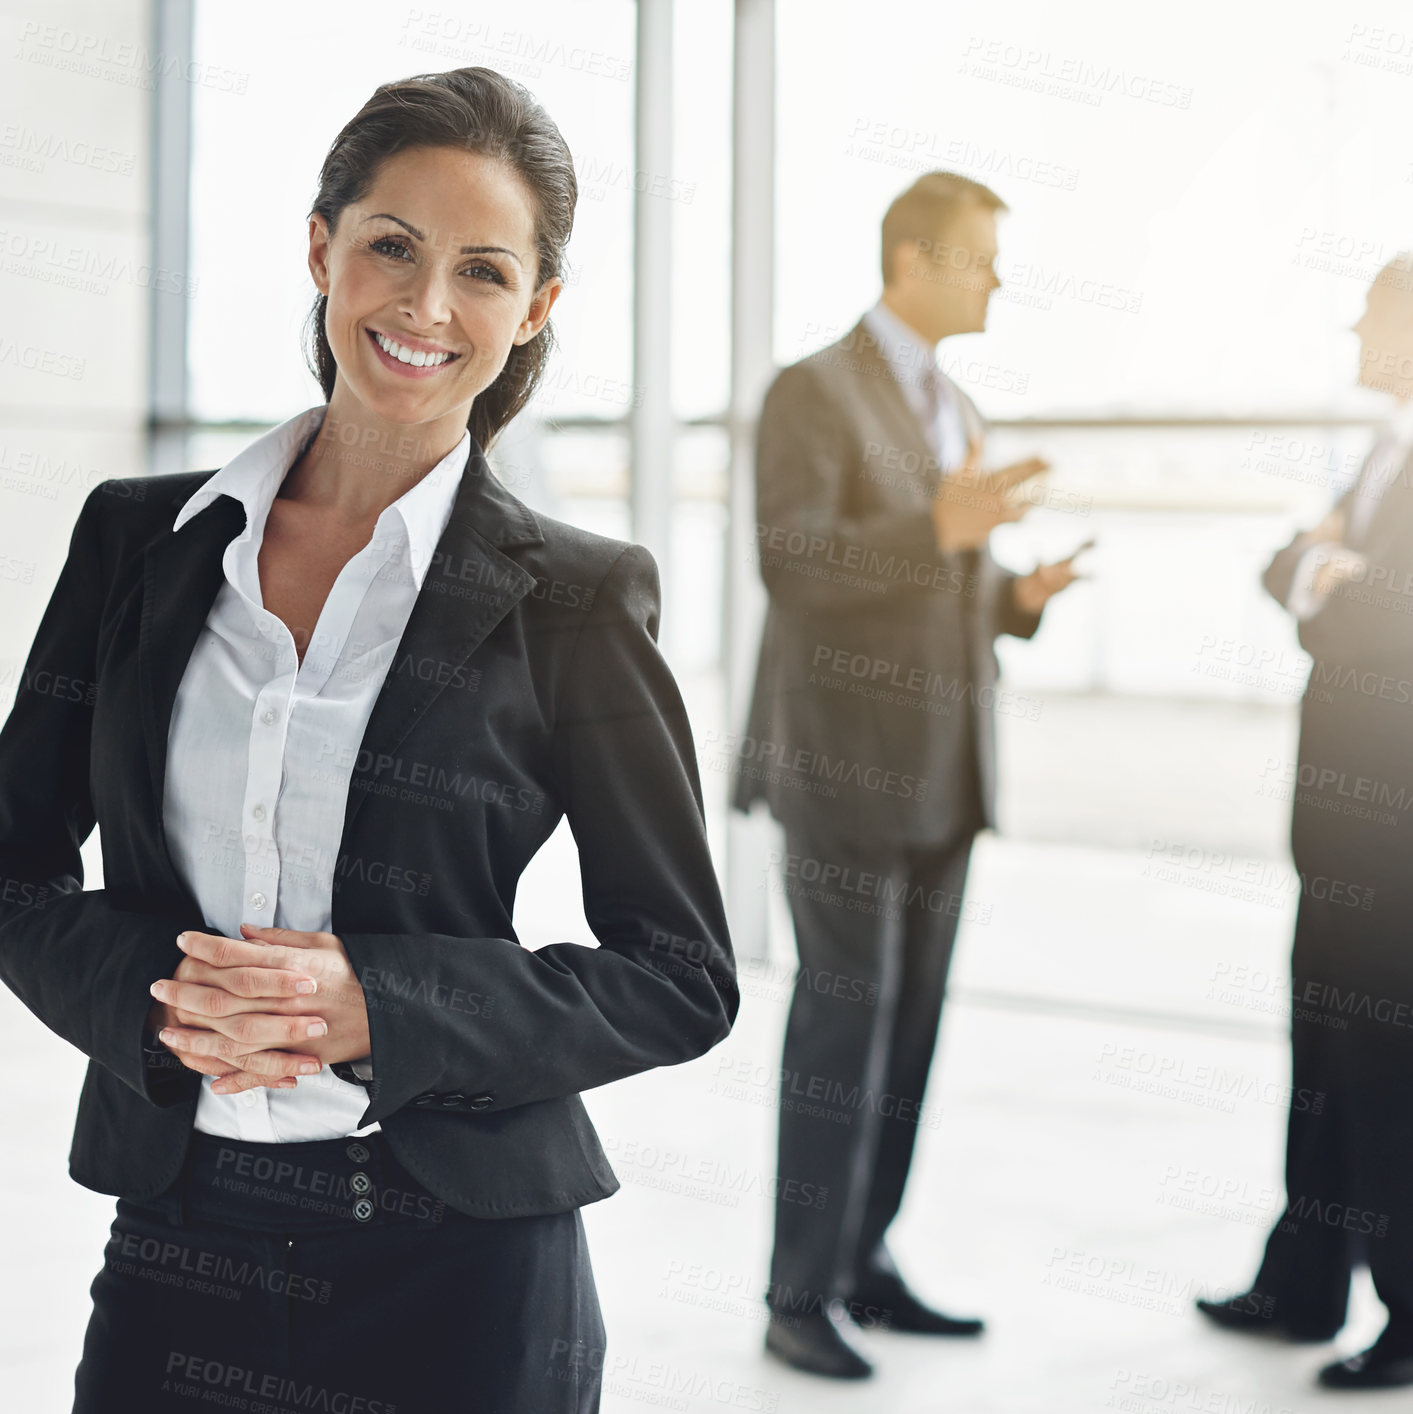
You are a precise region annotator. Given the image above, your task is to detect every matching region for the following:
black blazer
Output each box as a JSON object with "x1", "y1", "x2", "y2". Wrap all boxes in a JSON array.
[
  {"x1": 732, "y1": 317, "x2": 1042, "y2": 846},
  {"x1": 0, "y1": 446, "x2": 738, "y2": 1218}
]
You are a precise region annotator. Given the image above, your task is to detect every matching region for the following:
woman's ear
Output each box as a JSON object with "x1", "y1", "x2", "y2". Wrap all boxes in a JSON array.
[
  {"x1": 514, "y1": 276, "x2": 564, "y2": 345},
  {"x1": 308, "y1": 213, "x2": 332, "y2": 297}
]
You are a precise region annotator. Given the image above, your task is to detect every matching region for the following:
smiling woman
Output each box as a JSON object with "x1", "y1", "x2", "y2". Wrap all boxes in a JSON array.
[
  {"x1": 0, "y1": 66, "x2": 736, "y2": 1414},
  {"x1": 303, "y1": 88, "x2": 576, "y2": 455}
]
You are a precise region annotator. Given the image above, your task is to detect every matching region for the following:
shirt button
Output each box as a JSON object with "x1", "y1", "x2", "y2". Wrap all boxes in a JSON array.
[
  {"x1": 251, "y1": 804, "x2": 266, "y2": 821},
  {"x1": 261, "y1": 708, "x2": 278, "y2": 725},
  {"x1": 249, "y1": 892, "x2": 267, "y2": 910},
  {"x1": 240, "y1": 1092, "x2": 257, "y2": 1108}
]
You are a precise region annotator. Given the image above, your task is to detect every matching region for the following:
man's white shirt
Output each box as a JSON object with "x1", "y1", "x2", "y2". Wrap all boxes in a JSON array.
[{"x1": 861, "y1": 299, "x2": 976, "y2": 474}]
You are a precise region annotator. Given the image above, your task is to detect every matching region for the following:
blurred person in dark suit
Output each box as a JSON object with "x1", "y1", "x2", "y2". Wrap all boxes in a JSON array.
[
  {"x1": 1199, "y1": 253, "x2": 1413, "y2": 1390},
  {"x1": 732, "y1": 172, "x2": 1085, "y2": 1379}
]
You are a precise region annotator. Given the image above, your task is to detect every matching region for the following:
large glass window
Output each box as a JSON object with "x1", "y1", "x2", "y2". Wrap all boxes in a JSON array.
[
  {"x1": 189, "y1": 0, "x2": 638, "y2": 425},
  {"x1": 776, "y1": 0, "x2": 1413, "y2": 700},
  {"x1": 188, "y1": 0, "x2": 730, "y2": 674}
]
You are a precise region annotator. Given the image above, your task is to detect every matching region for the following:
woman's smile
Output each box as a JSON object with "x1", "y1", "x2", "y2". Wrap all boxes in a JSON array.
[{"x1": 365, "y1": 325, "x2": 464, "y2": 377}]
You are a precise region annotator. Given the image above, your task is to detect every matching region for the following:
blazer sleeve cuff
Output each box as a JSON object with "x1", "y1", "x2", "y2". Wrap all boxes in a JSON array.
[
  {"x1": 999, "y1": 569, "x2": 1044, "y2": 639},
  {"x1": 118, "y1": 913, "x2": 201, "y2": 1107},
  {"x1": 339, "y1": 930, "x2": 505, "y2": 1125}
]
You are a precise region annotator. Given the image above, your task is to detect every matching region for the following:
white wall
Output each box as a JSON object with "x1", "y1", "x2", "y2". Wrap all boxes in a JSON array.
[{"x1": 0, "y1": 0, "x2": 156, "y2": 712}]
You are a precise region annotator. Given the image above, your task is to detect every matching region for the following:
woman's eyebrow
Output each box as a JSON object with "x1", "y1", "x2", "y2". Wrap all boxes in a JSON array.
[{"x1": 361, "y1": 212, "x2": 523, "y2": 264}]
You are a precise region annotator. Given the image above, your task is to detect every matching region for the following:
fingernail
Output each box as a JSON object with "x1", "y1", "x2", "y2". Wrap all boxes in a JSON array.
[
  {"x1": 149, "y1": 981, "x2": 163, "y2": 996},
  {"x1": 305, "y1": 1021, "x2": 327, "y2": 1038},
  {"x1": 176, "y1": 933, "x2": 190, "y2": 949},
  {"x1": 158, "y1": 1029, "x2": 175, "y2": 1045},
  {"x1": 299, "y1": 1061, "x2": 320, "y2": 1075},
  {"x1": 296, "y1": 978, "x2": 317, "y2": 995}
]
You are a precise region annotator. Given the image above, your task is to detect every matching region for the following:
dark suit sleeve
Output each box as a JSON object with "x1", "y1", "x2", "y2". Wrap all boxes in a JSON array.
[
  {"x1": 1292, "y1": 543, "x2": 1413, "y2": 668},
  {"x1": 1262, "y1": 534, "x2": 1307, "y2": 609},
  {"x1": 0, "y1": 481, "x2": 196, "y2": 1106},
  {"x1": 996, "y1": 566, "x2": 1044, "y2": 641},
  {"x1": 1263, "y1": 486, "x2": 1354, "y2": 607},
  {"x1": 752, "y1": 362, "x2": 947, "y2": 610},
  {"x1": 339, "y1": 543, "x2": 738, "y2": 1124}
]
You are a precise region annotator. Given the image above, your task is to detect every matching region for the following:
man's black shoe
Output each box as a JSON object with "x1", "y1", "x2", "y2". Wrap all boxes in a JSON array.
[
  {"x1": 850, "y1": 1272, "x2": 984, "y2": 1336},
  {"x1": 1195, "y1": 1294, "x2": 1338, "y2": 1343},
  {"x1": 1318, "y1": 1332, "x2": 1413, "y2": 1389},
  {"x1": 764, "y1": 1310, "x2": 873, "y2": 1379}
]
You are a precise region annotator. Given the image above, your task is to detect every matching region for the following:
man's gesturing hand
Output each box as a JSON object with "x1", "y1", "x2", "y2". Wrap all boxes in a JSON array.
[
  {"x1": 1014, "y1": 541, "x2": 1093, "y2": 616},
  {"x1": 930, "y1": 442, "x2": 1050, "y2": 552},
  {"x1": 148, "y1": 924, "x2": 372, "y2": 1096}
]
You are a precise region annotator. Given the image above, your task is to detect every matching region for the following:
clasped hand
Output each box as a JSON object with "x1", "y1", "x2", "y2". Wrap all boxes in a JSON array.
[{"x1": 146, "y1": 924, "x2": 371, "y2": 1096}]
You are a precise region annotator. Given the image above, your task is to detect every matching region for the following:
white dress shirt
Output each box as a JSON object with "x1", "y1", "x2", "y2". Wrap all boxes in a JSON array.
[
  {"x1": 163, "y1": 404, "x2": 469, "y2": 1142},
  {"x1": 1287, "y1": 399, "x2": 1413, "y2": 620},
  {"x1": 862, "y1": 298, "x2": 973, "y2": 473}
]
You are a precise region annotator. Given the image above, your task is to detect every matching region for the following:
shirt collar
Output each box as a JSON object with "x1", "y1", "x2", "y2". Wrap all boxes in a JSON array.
[
  {"x1": 173, "y1": 405, "x2": 324, "y2": 536},
  {"x1": 173, "y1": 405, "x2": 471, "y2": 587},
  {"x1": 862, "y1": 298, "x2": 940, "y2": 393}
]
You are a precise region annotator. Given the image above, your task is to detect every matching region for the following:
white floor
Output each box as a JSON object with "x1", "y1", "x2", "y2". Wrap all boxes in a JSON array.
[{"x1": 2, "y1": 694, "x2": 1404, "y2": 1410}]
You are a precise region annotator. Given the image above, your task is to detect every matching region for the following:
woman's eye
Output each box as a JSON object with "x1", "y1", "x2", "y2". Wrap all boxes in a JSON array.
[{"x1": 368, "y1": 239, "x2": 502, "y2": 284}]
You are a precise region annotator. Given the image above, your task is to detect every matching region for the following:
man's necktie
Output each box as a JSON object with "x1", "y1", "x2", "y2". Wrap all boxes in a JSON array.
[{"x1": 917, "y1": 363, "x2": 943, "y2": 459}]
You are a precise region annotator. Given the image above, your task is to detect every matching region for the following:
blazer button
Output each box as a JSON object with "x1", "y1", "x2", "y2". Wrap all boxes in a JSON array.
[
  {"x1": 468, "y1": 1093, "x2": 494, "y2": 1110},
  {"x1": 346, "y1": 1142, "x2": 370, "y2": 1164},
  {"x1": 412, "y1": 1092, "x2": 437, "y2": 1107},
  {"x1": 441, "y1": 1093, "x2": 466, "y2": 1107}
]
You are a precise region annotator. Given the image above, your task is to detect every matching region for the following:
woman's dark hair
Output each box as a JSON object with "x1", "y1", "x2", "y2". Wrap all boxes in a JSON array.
[{"x1": 304, "y1": 67, "x2": 577, "y2": 451}]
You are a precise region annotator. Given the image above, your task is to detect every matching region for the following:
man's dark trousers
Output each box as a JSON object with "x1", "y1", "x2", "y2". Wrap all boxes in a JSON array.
[{"x1": 767, "y1": 815, "x2": 977, "y2": 1318}]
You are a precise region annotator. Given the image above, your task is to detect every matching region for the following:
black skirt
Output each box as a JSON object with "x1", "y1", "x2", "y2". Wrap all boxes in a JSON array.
[{"x1": 72, "y1": 1130, "x2": 605, "y2": 1414}]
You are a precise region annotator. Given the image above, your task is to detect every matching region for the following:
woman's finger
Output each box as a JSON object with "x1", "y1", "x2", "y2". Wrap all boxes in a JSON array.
[
  {"x1": 158, "y1": 1017, "x2": 328, "y2": 1058},
  {"x1": 172, "y1": 956, "x2": 319, "y2": 1000},
  {"x1": 163, "y1": 1047, "x2": 298, "y2": 1090},
  {"x1": 207, "y1": 1046, "x2": 325, "y2": 1081},
  {"x1": 209, "y1": 1067, "x2": 302, "y2": 1096},
  {"x1": 151, "y1": 976, "x2": 324, "y2": 1022},
  {"x1": 177, "y1": 930, "x2": 315, "y2": 975},
  {"x1": 150, "y1": 977, "x2": 258, "y2": 1020}
]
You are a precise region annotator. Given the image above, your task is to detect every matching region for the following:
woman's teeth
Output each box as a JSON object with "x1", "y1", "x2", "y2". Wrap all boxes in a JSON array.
[{"x1": 373, "y1": 331, "x2": 455, "y2": 367}]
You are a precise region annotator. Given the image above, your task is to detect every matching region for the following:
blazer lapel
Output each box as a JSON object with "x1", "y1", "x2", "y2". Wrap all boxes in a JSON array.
[
  {"x1": 841, "y1": 317, "x2": 946, "y2": 490},
  {"x1": 338, "y1": 444, "x2": 541, "y2": 845},
  {"x1": 139, "y1": 489, "x2": 247, "y2": 900}
]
